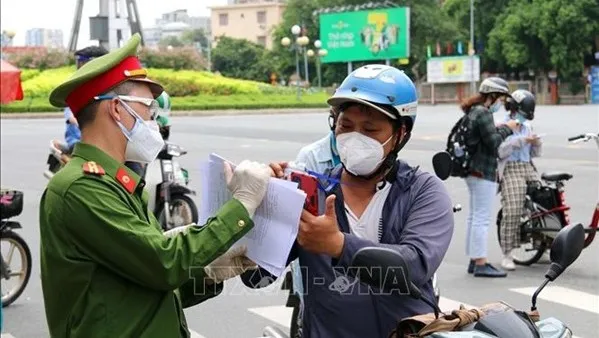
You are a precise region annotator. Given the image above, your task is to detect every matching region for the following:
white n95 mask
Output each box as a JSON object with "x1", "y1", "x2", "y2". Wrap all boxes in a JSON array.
[
  {"x1": 117, "y1": 102, "x2": 165, "y2": 164},
  {"x1": 336, "y1": 132, "x2": 393, "y2": 176}
]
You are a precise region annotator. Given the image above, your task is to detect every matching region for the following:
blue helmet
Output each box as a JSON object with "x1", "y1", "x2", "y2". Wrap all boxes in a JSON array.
[{"x1": 327, "y1": 64, "x2": 418, "y2": 132}]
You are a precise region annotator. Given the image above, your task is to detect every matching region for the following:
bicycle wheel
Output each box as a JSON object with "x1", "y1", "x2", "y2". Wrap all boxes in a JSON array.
[
  {"x1": 496, "y1": 209, "x2": 547, "y2": 266},
  {"x1": 1, "y1": 230, "x2": 32, "y2": 307}
]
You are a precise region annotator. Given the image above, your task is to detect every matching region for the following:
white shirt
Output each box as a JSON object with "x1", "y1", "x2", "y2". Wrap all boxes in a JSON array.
[{"x1": 345, "y1": 183, "x2": 392, "y2": 243}]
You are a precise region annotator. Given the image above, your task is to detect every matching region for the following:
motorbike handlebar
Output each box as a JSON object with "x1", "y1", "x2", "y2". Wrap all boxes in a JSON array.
[{"x1": 568, "y1": 134, "x2": 586, "y2": 142}]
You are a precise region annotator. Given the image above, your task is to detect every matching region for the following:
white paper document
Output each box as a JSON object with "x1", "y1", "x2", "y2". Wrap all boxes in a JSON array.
[{"x1": 199, "y1": 153, "x2": 306, "y2": 277}]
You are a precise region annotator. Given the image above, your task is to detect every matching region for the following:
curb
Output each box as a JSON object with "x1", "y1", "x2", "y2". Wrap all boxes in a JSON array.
[{"x1": 0, "y1": 108, "x2": 326, "y2": 119}]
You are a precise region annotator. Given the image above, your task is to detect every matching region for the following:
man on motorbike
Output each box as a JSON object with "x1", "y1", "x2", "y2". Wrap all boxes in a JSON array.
[
  {"x1": 243, "y1": 65, "x2": 455, "y2": 338},
  {"x1": 39, "y1": 33, "x2": 270, "y2": 337},
  {"x1": 55, "y1": 45, "x2": 109, "y2": 155},
  {"x1": 497, "y1": 89, "x2": 541, "y2": 271},
  {"x1": 124, "y1": 91, "x2": 172, "y2": 177}
]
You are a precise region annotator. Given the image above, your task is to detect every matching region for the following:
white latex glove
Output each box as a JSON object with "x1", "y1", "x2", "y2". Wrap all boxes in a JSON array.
[
  {"x1": 203, "y1": 245, "x2": 257, "y2": 284},
  {"x1": 224, "y1": 160, "x2": 271, "y2": 218}
]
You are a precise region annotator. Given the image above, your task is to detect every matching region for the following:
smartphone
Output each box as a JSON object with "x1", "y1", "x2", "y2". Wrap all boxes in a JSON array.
[
  {"x1": 535, "y1": 133, "x2": 546, "y2": 138},
  {"x1": 289, "y1": 171, "x2": 319, "y2": 216}
]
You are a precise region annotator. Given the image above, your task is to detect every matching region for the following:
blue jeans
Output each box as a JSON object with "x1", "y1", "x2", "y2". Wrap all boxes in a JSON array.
[{"x1": 465, "y1": 176, "x2": 497, "y2": 259}]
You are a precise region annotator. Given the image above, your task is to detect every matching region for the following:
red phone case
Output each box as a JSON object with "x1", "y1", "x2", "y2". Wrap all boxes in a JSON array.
[{"x1": 289, "y1": 171, "x2": 319, "y2": 216}]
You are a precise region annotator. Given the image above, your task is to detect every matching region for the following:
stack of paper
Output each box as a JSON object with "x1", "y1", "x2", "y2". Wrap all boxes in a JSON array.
[{"x1": 199, "y1": 153, "x2": 306, "y2": 277}]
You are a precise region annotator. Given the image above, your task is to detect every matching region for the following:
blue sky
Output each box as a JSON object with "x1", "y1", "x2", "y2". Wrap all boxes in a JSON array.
[{"x1": 0, "y1": 0, "x2": 227, "y2": 48}]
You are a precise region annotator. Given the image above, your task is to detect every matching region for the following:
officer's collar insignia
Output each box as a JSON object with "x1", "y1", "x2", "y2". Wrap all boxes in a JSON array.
[
  {"x1": 82, "y1": 161, "x2": 106, "y2": 176},
  {"x1": 115, "y1": 167, "x2": 137, "y2": 194}
]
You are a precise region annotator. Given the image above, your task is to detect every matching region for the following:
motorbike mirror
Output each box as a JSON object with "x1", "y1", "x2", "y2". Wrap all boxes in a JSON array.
[
  {"x1": 351, "y1": 247, "x2": 412, "y2": 296},
  {"x1": 432, "y1": 151, "x2": 452, "y2": 181},
  {"x1": 546, "y1": 223, "x2": 585, "y2": 281}
]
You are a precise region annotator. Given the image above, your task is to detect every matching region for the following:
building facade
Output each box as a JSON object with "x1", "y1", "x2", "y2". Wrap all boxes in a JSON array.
[
  {"x1": 210, "y1": 0, "x2": 287, "y2": 49},
  {"x1": 143, "y1": 9, "x2": 211, "y2": 48},
  {"x1": 25, "y1": 28, "x2": 64, "y2": 48}
]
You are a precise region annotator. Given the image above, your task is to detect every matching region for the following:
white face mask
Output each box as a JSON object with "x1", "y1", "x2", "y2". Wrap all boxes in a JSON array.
[
  {"x1": 116, "y1": 101, "x2": 165, "y2": 164},
  {"x1": 336, "y1": 132, "x2": 394, "y2": 176}
]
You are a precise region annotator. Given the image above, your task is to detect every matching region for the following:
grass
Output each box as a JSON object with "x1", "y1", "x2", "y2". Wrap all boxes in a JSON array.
[{"x1": 0, "y1": 92, "x2": 330, "y2": 113}]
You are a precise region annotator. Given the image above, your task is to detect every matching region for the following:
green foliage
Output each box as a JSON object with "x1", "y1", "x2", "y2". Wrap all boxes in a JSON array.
[
  {"x1": 446, "y1": 0, "x2": 599, "y2": 91},
  {"x1": 180, "y1": 29, "x2": 210, "y2": 49},
  {"x1": 5, "y1": 49, "x2": 73, "y2": 70},
  {"x1": 138, "y1": 47, "x2": 207, "y2": 70},
  {"x1": 211, "y1": 37, "x2": 276, "y2": 83},
  {"x1": 272, "y1": 0, "x2": 460, "y2": 84},
  {"x1": 1, "y1": 93, "x2": 329, "y2": 113}
]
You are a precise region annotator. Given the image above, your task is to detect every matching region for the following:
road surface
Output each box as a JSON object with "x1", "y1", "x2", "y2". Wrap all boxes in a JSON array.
[{"x1": 1, "y1": 104, "x2": 597, "y2": 337}]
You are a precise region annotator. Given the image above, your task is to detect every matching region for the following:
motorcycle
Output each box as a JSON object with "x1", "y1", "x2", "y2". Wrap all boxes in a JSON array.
[
  {"x1": 145, "y1": 142, "x2": 198, "y2": 231},
  {"x1": 495, "y1": 132, "x2": 599, "y2": 266},
  {"x1": 0, "y1": 190, "x2": 32, "y2": 307},
  {"x1": 267, "y1": 152, "x2": 461, "y2": 338},
  {"x1": 348, "y1": 222, "x2": 583, "y2": 338},
  {"x1": 43, "y1": 139, "x2": 71, "y2": 180}
]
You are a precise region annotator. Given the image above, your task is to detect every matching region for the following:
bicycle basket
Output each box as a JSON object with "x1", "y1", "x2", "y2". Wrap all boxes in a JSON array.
[
  {"x1": 526, "y1": 182, "x2": 558, "y2": 210},
  {"x1": 0, "y1": 190, "x2": 24, "y2": 219}
]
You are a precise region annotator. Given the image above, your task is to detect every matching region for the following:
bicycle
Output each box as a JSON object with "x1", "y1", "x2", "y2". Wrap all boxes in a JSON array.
[
  {"x1": 496, "y1": 132, "x2": 599, "y2": 265},
  {"x1": 1, "y1": 190, "x2": 32, "y2": 307}
]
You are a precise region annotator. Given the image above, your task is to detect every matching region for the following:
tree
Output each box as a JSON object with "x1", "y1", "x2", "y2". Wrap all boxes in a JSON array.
[
  {"x1": 272, "y1": 0, "x2": 460, "y2": 85},
  {"x1": 487, "y1": 0, "x2": 599, "y2": 91},
  {"x1": 180, "y1": 29, "x2": 209, "y2": 49},
  {"x1": 158, "y1": 36, "x2": 184, "y2": 48},
  {"x1": 211, "y1": 36, "x2": 274, "y2": 83},
  {"x1": 442, "y1": 0, "x2": 511, "y2": 72}
]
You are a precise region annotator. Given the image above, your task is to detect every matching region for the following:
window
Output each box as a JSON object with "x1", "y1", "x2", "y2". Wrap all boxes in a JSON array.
[
  {"x1": 257, "y1": 11, "x2": 267, "y2": 24},
  {"x1": 257, "y1": 36, "x2": 267, "y2": 46},
  {"x1": 219, "y1": 13, "x2": 229, "y2": 26}
]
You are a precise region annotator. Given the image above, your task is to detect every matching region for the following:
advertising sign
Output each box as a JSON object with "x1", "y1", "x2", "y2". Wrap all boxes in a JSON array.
[
  {"x1": 319, "y1": 8, "x2": 410, "y2": 63},
  {"x1": 426, "y1": 56, "x2": 480, "y2": 83},
  {"x1": 591, "y1": 65, "x2": 599, "y2": 104}
]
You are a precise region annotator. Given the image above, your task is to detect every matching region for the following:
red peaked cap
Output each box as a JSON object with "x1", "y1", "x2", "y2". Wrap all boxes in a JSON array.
[{"x1": 65, "y1": 56, "x2": 161, "y2": 116}]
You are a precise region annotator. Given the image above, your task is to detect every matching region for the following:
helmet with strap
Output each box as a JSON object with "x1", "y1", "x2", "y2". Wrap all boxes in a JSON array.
[
  {"x1": 505, "y1": 89, "x2": 536, "y2": 120},
  {"x1": 74, "y1": 46, "x2": 108, "y2": 69},
  {"x1": 478, "y1": 77, "x2": 511, "y2": 96},
  {"x1": 326, "y1": 64, "x2": 418, "y2": 181}
]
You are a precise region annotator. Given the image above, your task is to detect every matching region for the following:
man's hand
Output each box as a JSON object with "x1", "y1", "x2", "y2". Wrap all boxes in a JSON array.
[
  {"x1": 298, "y1": 195, "x2": 344, "y2": 258},
  {"x1": 203, "y1": 245, "x2": 257, "y2": 284},
  {"x1": 269, "y1": 161, "x2": 289, "y2": 178},
  {"x1": 224, "y1": 160, "x2": 271, "y2": 218}
]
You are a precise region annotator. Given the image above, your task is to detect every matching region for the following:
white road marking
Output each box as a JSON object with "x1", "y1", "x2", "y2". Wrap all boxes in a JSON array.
[
  {"x1": 1, "y1": 334, "x2": 16, "y2": 338},
  {"x1": 510, "y1": 286, "x2": 599, "y2": 315}
]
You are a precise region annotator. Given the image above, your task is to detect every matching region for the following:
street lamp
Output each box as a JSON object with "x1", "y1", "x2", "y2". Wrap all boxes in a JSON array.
[
  {"x1": 308, "y1": 39, "x2": 327, "y2": 88},
  {"x1": 281, "y1": 25, "x2": 307, "y2": 100},
  {"x1": 297, "y1": 35, "x2": 310, "y2": 86}
]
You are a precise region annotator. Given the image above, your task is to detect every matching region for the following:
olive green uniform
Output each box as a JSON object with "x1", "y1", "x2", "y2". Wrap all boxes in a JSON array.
[{"x1": 39, "y1": 143, "x2": 254, "y2": 337}]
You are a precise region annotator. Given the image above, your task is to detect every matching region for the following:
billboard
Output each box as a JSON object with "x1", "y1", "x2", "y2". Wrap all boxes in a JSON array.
[
  {"x1": 319, "y1": 8, "x2": 410, "y2": 63},
  {"x1": 426, "y1": 56, "x2": 480, "y2": 83}
]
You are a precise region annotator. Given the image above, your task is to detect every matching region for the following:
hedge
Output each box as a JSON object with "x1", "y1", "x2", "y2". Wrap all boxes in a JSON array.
[
  {"x1": 1, "y1": 67, "x2": 329, "y2": 112},
  {"x1": 1, "y1": 93, "x2": 329, "y2": 113}
]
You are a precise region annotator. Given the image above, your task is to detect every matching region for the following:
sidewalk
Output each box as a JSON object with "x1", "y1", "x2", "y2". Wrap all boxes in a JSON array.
[{"x1": 0, "y1": 108, "x2": 326, "y2": 119}]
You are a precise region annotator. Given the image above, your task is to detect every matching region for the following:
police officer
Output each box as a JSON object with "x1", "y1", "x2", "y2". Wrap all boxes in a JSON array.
[
  {"x1": 57, "y1": 45, "x2": 109, "y2": 155},
  {"x1": 39, "y1": 33, "x2": 272, "y2": 337}
]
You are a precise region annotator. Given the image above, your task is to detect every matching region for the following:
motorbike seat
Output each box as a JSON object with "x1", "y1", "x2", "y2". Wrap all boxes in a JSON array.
[{"x1": 541, "y1": 172, "x2": 573, "y2": 182}]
